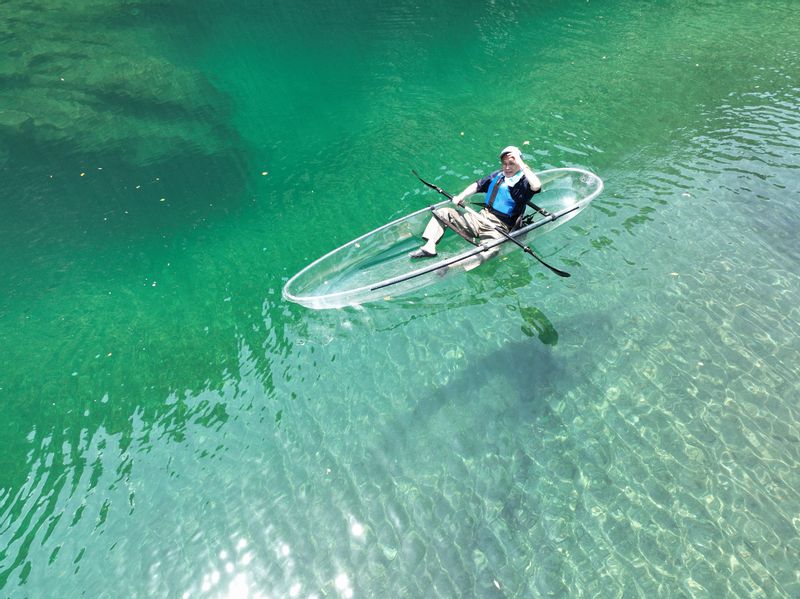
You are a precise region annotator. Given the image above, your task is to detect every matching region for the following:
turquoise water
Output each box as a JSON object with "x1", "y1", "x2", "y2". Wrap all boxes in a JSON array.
[{"x1": 2, "y1": 0, "x2": 799, "y2": 596}]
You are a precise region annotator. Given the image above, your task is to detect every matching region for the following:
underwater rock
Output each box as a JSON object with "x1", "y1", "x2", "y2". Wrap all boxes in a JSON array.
[
  {"x1": 0, "y1": 108, "x2": 32, "y2": 134},
  {"x1": 0, "y1": 0, "x2": 239, "y2": 166}
]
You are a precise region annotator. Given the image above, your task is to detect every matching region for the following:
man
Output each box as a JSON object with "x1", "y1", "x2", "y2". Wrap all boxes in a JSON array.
[{"x1": 410, "y1": 145, "x2": 542, "y2": 260}]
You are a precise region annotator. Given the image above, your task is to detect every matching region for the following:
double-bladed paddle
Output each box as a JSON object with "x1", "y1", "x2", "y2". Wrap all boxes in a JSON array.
[{"x1": 412, "y1": 170, "x2": 571, "y2": 278}]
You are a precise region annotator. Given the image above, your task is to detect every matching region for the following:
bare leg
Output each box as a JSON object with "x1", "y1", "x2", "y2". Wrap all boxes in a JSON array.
[{"x1": 419, "y1": 216, "x2": 446, "y2": 254}]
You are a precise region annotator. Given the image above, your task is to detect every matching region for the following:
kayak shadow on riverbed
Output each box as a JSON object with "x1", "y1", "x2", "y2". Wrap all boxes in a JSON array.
[
  {"x1": 403, "y1": 307, "x2": 612, "y2": 440},
  {"x1": 409, "y1": 339, "x2": 558, "y2": 429}
]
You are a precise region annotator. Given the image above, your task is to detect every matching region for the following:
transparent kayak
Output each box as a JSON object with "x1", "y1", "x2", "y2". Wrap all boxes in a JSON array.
[{"x1": 283, "y1": 168, "x2": 603, "y2": 309}]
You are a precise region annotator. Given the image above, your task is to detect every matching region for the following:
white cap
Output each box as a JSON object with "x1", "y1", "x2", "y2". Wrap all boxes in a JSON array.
[{"x1": 499, "y1": 145, "x2": 522, "y2": 159}]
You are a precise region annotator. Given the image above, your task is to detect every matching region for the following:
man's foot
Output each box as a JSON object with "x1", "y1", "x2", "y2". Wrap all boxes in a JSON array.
[{"x1": 409, "y1": 248, "x2": 437, "y2": 259}]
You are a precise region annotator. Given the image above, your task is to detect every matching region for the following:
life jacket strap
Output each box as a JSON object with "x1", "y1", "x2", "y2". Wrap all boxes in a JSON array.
[{"x1": 486, "y1": 174, "x2": 503, "y2": 210}]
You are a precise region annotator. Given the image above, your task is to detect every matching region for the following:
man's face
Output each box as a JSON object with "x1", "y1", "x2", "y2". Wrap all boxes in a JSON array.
[{"x1": 501, "y1": 154, "x2": 520, "y2": 177}]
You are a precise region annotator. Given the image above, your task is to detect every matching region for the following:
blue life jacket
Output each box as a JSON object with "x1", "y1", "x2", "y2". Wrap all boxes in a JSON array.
[{"x1": 485, "y1": 174, "x2": 516, "y2": 217}]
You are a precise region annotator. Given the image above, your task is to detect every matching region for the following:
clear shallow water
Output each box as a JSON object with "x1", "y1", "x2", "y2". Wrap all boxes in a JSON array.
[{"x1": 1, "y1": 0, "x2": 799, "y2": 597}]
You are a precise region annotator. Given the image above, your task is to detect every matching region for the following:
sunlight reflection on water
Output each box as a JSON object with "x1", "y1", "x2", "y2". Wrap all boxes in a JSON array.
[{"x1": 2, "y1": 1, "x2": 800, "y2": 598}]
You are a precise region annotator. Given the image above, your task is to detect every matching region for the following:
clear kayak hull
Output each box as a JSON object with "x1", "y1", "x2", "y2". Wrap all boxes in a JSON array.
[{"x1": 283, "y1": 168, "x2": 603, "y2": 309}]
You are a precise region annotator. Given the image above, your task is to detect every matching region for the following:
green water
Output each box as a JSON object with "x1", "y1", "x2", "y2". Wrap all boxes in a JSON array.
[{"x1": 2, "y1": 0, "x2": 799, "y2": 596}]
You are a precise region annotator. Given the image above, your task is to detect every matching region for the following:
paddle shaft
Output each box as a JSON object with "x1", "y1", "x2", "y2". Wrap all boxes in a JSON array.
[
  {"x1": 462, "y1": 205, "x2": 570, "y2": 278},
  {"x1": 413, "y1": 170, "x2": 455, "y2": 200}
]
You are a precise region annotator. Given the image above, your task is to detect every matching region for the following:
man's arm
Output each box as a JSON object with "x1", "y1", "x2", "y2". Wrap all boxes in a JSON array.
[
  {"x1": 517, "y1": 157, "x2": 542, "y2": 193},
  {"x1": 451, "y1": 181, "x2": 478, "y2": 206},
  {"x1": 515, "y1": 156, "x2": 550, "y2": 215}
]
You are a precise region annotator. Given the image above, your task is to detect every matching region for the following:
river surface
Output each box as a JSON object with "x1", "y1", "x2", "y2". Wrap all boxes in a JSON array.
[{"x1": 1, "y1": 0, "x2": 799, "y2": 597}]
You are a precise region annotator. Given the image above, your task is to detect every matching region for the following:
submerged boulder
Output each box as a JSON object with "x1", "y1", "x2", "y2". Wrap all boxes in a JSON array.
[{"x1": 0, "y1": 0, "x2": 239, "y2": 166}]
